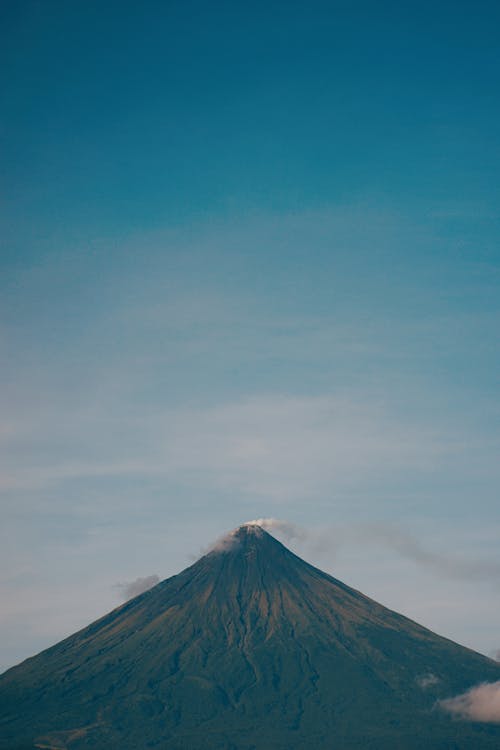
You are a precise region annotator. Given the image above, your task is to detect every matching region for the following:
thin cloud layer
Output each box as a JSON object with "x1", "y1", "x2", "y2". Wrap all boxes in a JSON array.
[
  {"x1": 439, "y1": 681, "x2": 500, "y2": 723},
  {"x1": 350, "y1": 524, "x2": 500, "y2": 583},
  {"x1": 0, "y1": 394, "x2": 449, "y2": 498}
]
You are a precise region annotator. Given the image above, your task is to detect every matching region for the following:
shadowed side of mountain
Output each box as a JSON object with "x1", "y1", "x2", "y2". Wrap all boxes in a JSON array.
[{"x1": 1, "y1": 525, "x2": 500, "y2": 749}]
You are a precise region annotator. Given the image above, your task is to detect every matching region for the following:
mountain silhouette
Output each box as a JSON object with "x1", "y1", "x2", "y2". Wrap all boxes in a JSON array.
[{"x1": 1, "y1": 523, "x2": 500, "y2": 749}]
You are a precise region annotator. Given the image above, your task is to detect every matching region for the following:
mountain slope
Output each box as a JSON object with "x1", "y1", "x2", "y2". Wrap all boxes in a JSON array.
[{"x1": 1, "y1": 524, "x2": 500, "y2": 749}]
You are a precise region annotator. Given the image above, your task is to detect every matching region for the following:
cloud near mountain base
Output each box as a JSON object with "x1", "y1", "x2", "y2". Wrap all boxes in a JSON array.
[{"x1": 439, "y1": 681, "x2": 500, "y2": 723}]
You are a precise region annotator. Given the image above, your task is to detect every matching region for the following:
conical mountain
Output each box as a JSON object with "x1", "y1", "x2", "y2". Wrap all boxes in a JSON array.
[{"x1": 1, "y1": 524, "x2": 500, "y2": 749}]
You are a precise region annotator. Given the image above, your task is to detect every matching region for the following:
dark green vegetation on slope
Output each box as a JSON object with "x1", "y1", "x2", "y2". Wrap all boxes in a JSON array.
[{"x1": 1, "y1": 525, "x2": 499, "y2": 749}]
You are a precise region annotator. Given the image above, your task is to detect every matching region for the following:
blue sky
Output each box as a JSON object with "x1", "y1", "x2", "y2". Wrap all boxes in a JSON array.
[{"x1": 1, "y1": 0, "x2": 500, "y2": 672}]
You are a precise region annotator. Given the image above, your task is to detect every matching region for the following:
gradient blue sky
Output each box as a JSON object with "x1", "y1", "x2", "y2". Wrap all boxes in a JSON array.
[{"x1": 1, "y1": 0, "x2": 499, "y2": 672}]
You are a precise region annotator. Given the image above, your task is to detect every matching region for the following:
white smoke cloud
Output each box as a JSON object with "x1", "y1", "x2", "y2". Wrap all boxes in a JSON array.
[
  {"x1": 439, "y1": 681, "x2": 500, "y2": 723},
  {"x1": 115, "y1": 574, "x2": 160, "y2": 601}
]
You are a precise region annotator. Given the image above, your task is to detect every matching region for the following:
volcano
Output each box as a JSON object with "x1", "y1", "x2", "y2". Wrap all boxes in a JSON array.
[{"x1": 1, "y1": 523, "x2": 500, "y2": 749}]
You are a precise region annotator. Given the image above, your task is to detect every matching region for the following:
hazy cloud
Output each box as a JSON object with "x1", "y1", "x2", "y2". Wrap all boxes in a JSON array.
[
  {"x1": 115, "y1": 575, "x2": 160, "y2": 601},
  {"x1": 350, "y1": 524, "x2": 500, "y2": 583},
  {"x1": 258, "y1": 519, "x2": 500, "y2": 585},
  {"x1": 439, "y1": 681, "x2": 500, "y2": 723}
]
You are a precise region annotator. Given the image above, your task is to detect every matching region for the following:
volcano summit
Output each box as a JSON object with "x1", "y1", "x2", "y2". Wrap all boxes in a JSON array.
[{"x1": 1, "y1": 523, "x2": 500, "y2": 749}]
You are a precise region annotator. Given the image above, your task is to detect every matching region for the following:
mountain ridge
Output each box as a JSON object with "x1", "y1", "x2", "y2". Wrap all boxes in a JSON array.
[{"x1": 1, "y1": 523, "x2": 500, "y2": 749}]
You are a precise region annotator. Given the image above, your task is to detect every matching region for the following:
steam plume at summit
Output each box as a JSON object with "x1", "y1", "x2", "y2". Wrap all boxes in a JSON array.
[{"x1": 244, "y1": 518, "x2": 307, "y2": 543}]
